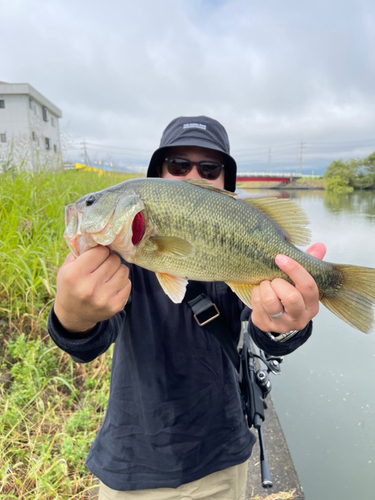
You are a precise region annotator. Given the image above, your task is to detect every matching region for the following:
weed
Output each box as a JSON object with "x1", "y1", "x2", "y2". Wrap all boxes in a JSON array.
[{"x1": 0, "y1": 168, "x2": 138, "y2": 498}]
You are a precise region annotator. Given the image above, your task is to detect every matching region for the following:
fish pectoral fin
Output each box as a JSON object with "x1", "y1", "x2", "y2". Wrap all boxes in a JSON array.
[
  {"x1": 225, "y1": 283, "x2": 256, "y2": 308},
  {"x1": 182, "y1": 179, "x2": 237, "y2": 198},
  {"x1": 241, "y1": 197, "x2": 311, "y2": 246},
  {"x1": 156, "y1": 272, "x2": 188, "y2": 303},
  {"x1": 150, "y1": 236, "x2": 195, "y2": 258}
]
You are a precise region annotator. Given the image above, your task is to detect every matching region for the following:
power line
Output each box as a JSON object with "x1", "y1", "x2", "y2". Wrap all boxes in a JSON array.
[
  {"x1": 234, "y1": 142, "x2": 301, "y2": 153},
  {"x1": 234, "y1": 138, "x2": 374, "y2": 155},
  {"x1": 84, "y1": 146, "x2": 149, "y2": 157},
  {"x1": 307, "y1": 138, "x2": 374, "y2": 146},
  {"x1": 63, "y1": 138, "x2": 374, "y2": 167},
  {"x1": 68, "y1": 138, "x2": 374, "y2": 156},
  {"x1": 84, "y1": 141, "x2": 150, "y2": 152}
]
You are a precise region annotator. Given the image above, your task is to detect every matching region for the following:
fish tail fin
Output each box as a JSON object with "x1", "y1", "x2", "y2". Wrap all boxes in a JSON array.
[{"x1": 321, "y1": 265, "x2": 375, "y2": 334}]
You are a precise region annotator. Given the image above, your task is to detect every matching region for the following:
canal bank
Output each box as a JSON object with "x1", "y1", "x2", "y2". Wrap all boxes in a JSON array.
[{"x1": 237, "y1": 179, "x2": 324, "y2": 191}]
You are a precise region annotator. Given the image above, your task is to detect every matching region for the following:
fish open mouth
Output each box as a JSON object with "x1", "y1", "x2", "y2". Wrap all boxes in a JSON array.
[{"x1": 64, "y1": 204, "x2": 98, "y2": 257}]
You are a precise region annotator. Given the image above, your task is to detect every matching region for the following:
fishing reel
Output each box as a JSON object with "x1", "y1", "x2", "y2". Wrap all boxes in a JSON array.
[{"x1": 255, "y1": 351, "x2": 283, "y2": 397}]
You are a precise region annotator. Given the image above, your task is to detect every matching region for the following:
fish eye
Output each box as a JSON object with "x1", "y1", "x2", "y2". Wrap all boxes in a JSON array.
[{"x1": 86, "y1": 195, "x2": 96, "y2": 206}]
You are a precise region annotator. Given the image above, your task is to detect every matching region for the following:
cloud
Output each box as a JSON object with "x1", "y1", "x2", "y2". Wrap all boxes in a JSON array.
[{"x1": 1, "y1": 0, "x2": 374, "y2": 171}]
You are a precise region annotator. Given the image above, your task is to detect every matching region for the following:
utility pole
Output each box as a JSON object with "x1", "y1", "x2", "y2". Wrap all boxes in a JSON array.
[
  {"x1": 82, "y1": 140, "x2": 91, "y2": 167},
  {"x1": 299, "y1": 140, "x2": 306, "y2": 174}
]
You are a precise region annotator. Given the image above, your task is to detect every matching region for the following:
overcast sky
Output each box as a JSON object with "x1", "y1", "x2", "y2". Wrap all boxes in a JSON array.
[{"x1": 1, "y1": 0, "x2": 375, "y2": 173}]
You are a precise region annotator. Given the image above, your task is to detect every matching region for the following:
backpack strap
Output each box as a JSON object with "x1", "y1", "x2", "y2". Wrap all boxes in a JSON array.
[{"x1": 185, "y1": 281, "x2": 241, "y2": 371}]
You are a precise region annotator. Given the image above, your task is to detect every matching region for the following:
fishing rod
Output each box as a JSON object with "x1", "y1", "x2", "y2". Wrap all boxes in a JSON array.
[{"x1": 239, "y1": 324, "x2": 283, "y2": 489}]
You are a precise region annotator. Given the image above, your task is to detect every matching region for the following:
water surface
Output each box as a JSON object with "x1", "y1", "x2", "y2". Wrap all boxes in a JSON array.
[{"x1": 242, "y1": 188, "x2": 375, "y2": 500}]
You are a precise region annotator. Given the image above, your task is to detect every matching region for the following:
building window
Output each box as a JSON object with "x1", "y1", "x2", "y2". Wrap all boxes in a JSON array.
[
  {"x1": 42, "y1": 106, "x2": 48, "y2": 121},
  {"x1": 0, "y1": 100, "x2": 5, "y2": 108},
  {"x1": 51, "y1": 116, "x2": 55, "y2": 126},
  {"x1": 32, "y1": 131, "x2": 37, "y2": 141},
  {"x1": 54, "y1": 144, "x2": 57, "y2": 153},
  {"x1": 45, "y1": 137, "x2": 50, "y2": 150},
  {"x1": 1, "y1": 133, "x2": 6, "y2": 143},
  {"x1": 29, "y1": 99, "x2": 33, "y2": 109}
]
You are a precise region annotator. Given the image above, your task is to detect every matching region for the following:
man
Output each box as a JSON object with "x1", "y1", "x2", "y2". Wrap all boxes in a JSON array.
[{"x1": 49, "y1": 116, "x2": 325, "y2": 500}]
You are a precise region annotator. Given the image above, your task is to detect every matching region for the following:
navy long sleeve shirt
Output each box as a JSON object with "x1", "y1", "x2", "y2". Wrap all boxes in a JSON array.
[{"x1": 48, "y1": 264, "x2": 312, "y2": 491}]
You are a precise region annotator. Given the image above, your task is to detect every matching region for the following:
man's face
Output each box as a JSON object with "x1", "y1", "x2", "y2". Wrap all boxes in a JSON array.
[{"x1": 159, "y1": 146, "x2": 225, "y2": 190}]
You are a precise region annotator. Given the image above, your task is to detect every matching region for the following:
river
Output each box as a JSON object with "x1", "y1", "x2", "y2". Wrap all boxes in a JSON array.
[{"x1": 242, "y1": 188, "x2": 375, "y2": 500}]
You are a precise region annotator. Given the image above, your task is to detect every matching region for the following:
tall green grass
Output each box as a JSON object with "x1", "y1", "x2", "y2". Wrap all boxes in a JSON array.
[
  {"x1": 0, "y1": 169, "x2": 137, "y2": 334},
  {"x1": 0, "y1": 168, "x2": 139, "y2": 499}
]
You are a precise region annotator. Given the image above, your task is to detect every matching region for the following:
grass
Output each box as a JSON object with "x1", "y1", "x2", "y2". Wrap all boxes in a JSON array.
[
  {"x1": 0, "y1": 168, "x2": 139, "y2": 335},
  {"x1": 0, "y1": 168, "x2": 139, "y2": 499}
]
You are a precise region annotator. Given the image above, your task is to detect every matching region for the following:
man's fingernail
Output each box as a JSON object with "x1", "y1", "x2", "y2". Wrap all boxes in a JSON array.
[{"x1": 275, "y1": 254, "x2": 289, "y2": 266}]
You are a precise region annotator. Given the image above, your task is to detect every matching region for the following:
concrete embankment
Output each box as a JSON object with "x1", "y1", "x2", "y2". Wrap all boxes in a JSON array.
[{"x1": 246, "y1": 395, "x2": 305, "y2": 500}]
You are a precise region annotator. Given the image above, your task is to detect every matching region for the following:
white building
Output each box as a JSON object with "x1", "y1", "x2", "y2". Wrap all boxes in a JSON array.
[{"x1": 0, "y1": 82, "x2": 62, "y2": 170}]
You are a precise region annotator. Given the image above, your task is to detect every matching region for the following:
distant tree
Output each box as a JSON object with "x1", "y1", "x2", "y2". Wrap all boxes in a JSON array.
[
  {"x1": 324, "y1": 158, "x2": 360, "y2": 185},
  {"x1": 324, "y1": 153, "x2": 375, "y2": 191},
  {"x1": 325, "y1": 176, "x2": 354, "y2": 193},
  {"x1": 354, "y1": 152, "x2": 375, "y2": 189},
  {"x1": 363, "y1": 151, "x2": 375, "y2": 170}
]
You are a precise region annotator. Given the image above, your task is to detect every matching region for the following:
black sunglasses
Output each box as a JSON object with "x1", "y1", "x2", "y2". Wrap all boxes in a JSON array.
[{"x1": 164, "y1": 158, "x2": 225, "y2": 180}]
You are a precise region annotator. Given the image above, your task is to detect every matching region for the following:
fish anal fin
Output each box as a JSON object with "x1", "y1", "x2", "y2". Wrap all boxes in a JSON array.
[
  {"x1": 150, "y1": 236, "x2": 195, "y2": 258},
  {"x1": 242, "y1": 197, "x2": 311, "y2": 246},
  {"x1": 156, "y1": 272, "x2": 188, "y2": 303},
  {"x1": 182, "y1": 179, "x2": 237, "y2": 198},
  {"x1": 225, "y1": 282, "x2": 256, "y2": 308}
]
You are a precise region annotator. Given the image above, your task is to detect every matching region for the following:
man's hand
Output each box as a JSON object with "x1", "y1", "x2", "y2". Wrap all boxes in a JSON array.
[
  {"x1": 54, "y1": 246, "x2": 131, "y2": 333},
  {"x1": 251, "y1": 243, "x2": 326, "y2": 334}
]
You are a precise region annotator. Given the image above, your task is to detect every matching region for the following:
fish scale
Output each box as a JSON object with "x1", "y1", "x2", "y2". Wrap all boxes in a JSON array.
[
  {"x1": 134, "y1": 180, "x2": 279, "y2": 279},
  {"x1": 132, "y1": 179, "x2": 313, "y2": 284}
]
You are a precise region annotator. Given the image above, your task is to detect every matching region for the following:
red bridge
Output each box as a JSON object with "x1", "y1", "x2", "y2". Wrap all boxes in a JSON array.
[{"x1": 236, "y1": 172, "x2": 302, "y2": 183}]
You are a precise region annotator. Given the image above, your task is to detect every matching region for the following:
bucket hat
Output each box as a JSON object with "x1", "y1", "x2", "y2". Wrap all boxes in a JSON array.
[{"x1": 147, "y1": 116, "x2": 237, "y2": 192}]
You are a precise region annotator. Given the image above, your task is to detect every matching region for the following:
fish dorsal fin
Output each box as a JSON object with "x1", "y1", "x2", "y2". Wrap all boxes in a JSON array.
[
  {"x1": 156, "y1": 272, "x2": 188, "y2": 303},
  {"x1": 182, "y1": 179, "x2": 237, "y2": 198},
  {"x1": 242, "y1": 197, "x2": 311, "y2": 246}
]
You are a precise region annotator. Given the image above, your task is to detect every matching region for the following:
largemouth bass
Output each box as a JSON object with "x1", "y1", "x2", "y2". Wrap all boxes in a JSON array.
[{"x1": 64, "y1": 178, "x2": 375, "y2": 334}]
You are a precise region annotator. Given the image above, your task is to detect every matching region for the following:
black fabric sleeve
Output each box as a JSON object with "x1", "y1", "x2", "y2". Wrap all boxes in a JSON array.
[
  {"x1": 47, "y1": 305, "x2": 125, "y2": 363},
  {"x1": 249, "y1": 319, "x2": 313, "y2": 356},
  {"x1": 240, "y1": 305, "x2": 313, "y2": 356}
]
